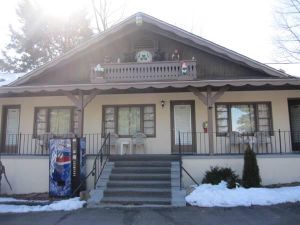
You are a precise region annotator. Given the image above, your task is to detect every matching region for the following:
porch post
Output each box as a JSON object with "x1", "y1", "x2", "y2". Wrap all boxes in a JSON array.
[
  {"x1": 77, "y1": 91, "x2": 84, "y2": 137},
  {"x1": 206, "y1": 87, "x2": 214, "y2": 155},
  {"x1": 189, "y1": 86, "x2": 228, "y2": 155},
  {"x1": 64, "y1": 90, "x2": 98, "y2": 137}
]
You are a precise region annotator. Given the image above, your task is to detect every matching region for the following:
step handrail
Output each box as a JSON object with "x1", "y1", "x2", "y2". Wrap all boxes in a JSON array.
[
  {"x1": 178, "y1": 131, "x2": 199, "y2": 188},
  {"x1": 93, "y1": 133, "x2": 111, "y2": 188},
  {"x1": 71, "y1": 133, "x2": 110, "y2": 196}
]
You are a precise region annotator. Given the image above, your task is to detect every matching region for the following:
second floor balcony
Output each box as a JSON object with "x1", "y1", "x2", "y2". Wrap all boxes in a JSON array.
[{"x1": 90, "y1": 60, "x2": 197, "y2": 83}]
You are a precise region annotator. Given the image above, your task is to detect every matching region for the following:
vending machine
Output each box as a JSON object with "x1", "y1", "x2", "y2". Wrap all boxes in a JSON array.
[{"x1": 49, "y1": 137, "x2": 86, "y2": 197}]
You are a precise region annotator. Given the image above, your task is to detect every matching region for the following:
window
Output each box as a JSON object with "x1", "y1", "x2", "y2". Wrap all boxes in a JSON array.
[
  {"x1": 103, "y1": 105, "x2": 155, "y2": 137},
  {"x1": 34, "y1": 107, "x2": 78, "y2": 136},
  {"x1": 216, "y1": 102, "x2": 273, "y2": 135}
]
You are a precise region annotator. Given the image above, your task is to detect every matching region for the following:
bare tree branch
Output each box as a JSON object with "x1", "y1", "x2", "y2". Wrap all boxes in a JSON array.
[
  {"x1": 276, "y1": 0, "x2": 300, "y2": 62},
  {"x1": 90, "y1": 0, "x2": 126, "y2": 33}
]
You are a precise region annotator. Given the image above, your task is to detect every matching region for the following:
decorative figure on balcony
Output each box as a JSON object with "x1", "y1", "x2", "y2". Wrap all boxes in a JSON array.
[
  {"x1": 181, "y1": 62, "x2": 188, "y2": 75},
  {"x1": 171, "y1": 49, "x2": 180, "y2": 61},
  {"x1": 135, "y1": 50, "x2": 153, "y2": 63},
  {"x1": 94, "y1": 64, "x2": 105, "y2": 73},
  {"x1": 0, "y1": 161, "x2": 12, "y2": 193}
]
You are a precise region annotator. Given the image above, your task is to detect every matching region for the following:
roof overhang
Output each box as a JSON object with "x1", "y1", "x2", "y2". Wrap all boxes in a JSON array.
[{"x1": 1, "y1": 79, "x2": 299, "y2": 97}]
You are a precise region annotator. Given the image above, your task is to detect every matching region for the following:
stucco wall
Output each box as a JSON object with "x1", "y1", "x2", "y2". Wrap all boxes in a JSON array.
[
  {"x1": 182, "y1": 155, "x2": 300, "y2": 187},
  {"x1": 0, "y1": 90, "x2": 300, "y2": 154},
  {"x1": 1, "y1": 155, "x2": 300, "y2": 194},
  {"x1": 0, "y1": 156, "x2": 95, "y2": 194}
]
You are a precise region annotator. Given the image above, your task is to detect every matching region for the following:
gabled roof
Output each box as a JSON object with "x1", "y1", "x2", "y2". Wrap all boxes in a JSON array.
[{"x1": 9, "y1": 12, "x2": 292, "y2": 87}]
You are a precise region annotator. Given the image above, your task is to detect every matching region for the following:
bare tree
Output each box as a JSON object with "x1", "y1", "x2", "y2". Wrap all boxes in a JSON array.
[
  {"x1": 91, "y1": 0, "x2": 126, "y2": 33},
  {"x1": 276, "y1": 0, "x2": 300, "y2": 62}
]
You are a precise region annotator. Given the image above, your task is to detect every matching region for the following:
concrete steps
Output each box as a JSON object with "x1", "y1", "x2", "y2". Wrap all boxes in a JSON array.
[
  {"x1": 113, "y1": 161, "x2": 172, "y2": 167},
  {"x1": 107, "y1": 180, "x2": 171, "y2": 188},
  {"x1": 100, "y1": 196, "x2": 171, "y2": 206},
  {"x1": 88, "y1": 155, "x2": 185, "y2": 207},
  {"x1": 104, "y1": 188, "x2": 171, "y2": 198},
  {"x1": 112, "y1": 167, "x2": 171, "y2": 173},
  {"x1": 110, "y1": 173, "x2": 171, "y2": 181}
]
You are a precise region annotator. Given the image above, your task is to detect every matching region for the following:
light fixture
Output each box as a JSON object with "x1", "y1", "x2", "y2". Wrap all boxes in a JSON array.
[{"x1": 161, "y1": 100, "x2": 165, "y2": 108}]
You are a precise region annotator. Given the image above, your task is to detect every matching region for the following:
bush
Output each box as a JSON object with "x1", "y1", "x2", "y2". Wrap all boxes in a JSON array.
[
  {"x1": 202, "y1": 166, "x2": 239, "y2": 189},
  {"x1": 242, "y1": 145, "x2": 261, "y2": 188}
]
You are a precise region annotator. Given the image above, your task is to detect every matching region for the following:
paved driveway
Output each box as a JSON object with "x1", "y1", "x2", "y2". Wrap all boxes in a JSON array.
[{"x1": 1, "y1": 203, "x2": 300, "y2": 225}]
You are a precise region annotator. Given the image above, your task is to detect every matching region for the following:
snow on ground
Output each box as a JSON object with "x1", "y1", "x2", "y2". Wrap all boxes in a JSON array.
[
  {"x1": 186, "y1": 181, "x2": 300, "y2": 207},
  {"x1": 0, "y1": 197, "x2": 47, "y2": 203},
  {"x1": 0, "y1": 197, "x2": 85, "y2": 213},
  {"x1": 0, "y1": 73, "x2": 25, "y2": 86},
  {"x1": 0, "y1": 197, "x2": 32, "y2": 203}
]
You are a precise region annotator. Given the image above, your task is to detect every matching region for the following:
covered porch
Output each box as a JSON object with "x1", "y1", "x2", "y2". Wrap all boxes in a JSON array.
[{"x1": 1, "y1": 78, "x2": 300, "y2": 157}]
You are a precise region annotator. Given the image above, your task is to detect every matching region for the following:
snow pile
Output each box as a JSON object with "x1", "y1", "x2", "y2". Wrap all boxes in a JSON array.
[
  {"x1": 0, "y1": 73, "x2": 25, "y2": 86},
  {"x1": 186, "y1": 181, "x2": 300, "y2": 207},
  {"x1": 0, "y1": 197, "x2": 85, "y2": 213},
  {"x1": 0, "y1": 197, "x2": 31, "y2": 203}
]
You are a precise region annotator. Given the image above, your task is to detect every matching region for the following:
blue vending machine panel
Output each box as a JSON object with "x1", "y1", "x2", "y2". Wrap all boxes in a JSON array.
[{"x1": 49, "y1": 139, "x2": 72, "y2": 197}]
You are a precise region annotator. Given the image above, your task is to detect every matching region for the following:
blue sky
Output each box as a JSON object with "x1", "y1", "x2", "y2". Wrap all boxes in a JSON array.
[{"x1": 0, "y1": 0, "x2": 299, "y2": 76}]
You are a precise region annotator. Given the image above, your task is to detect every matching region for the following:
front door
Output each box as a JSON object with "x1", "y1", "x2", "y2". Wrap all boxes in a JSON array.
[
  {"x1": 288, "y1": 99, "x2": 300, "y2": 151},
  {"x1": 1, "y1": 105, "x2": 20, "y2": 153},
  {"x1": 170, "y1": 100, "x2": 196, "y2": 154}
]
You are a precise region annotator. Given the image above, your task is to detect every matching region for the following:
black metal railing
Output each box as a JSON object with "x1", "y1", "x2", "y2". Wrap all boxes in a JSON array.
[
  {"x1": 92, "y1": 133, "x2": 110, "y2": 188},
  {"x1": 177, "y1": 130, "x2": 300, "y2": 155},
  {"x1": 0, "y1": 133, "x2": 105, "y2": 156},
  {"x1": 1, "y1": 130, "x2": 300, "y2": 156},
  {"x1": 178, "y1": 131, "x2": 199, "y2": 189}
]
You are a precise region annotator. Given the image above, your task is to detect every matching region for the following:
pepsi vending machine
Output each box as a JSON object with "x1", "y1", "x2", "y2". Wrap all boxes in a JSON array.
[{"x1": 49, "y1": 137, "x2": 86, "y2": 197}]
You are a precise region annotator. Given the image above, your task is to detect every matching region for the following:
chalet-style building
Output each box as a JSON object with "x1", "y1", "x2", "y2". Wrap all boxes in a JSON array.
[{"x1": 1, "y1": 13, "x2": 300, "y2": 205}]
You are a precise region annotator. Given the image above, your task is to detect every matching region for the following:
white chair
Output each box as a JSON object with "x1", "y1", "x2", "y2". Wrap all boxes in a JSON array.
[
  {"x1": 227, "y1": 131, "x2": 242, "y2": 153},
  {"x1": 132, "y1": 132, "x2": 147, "y2": 154},
  {"x1": 254, "y1": 131, "x2": 272, "y2": 153},
  {"x1": 109, "y1": 133, "x2": 119, "y2": 155},
  {"x1": 37, "y1": 133, "x2": 54, "y2": 154}
]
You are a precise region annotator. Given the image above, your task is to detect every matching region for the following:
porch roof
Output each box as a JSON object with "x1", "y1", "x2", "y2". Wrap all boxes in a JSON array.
[{"x1": 0, "y1": 78, "x2": 299, "y2": 97}]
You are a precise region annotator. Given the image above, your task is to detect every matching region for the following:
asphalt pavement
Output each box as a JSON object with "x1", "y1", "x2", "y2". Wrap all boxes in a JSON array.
[{"x1": 1, "y1": 203, "x2": 300, "y2": 225}]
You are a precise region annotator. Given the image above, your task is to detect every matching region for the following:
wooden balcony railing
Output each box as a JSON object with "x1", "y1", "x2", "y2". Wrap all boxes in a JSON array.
[{"x1": 90, "y1": 60, "x2": 197, "y2": 83}]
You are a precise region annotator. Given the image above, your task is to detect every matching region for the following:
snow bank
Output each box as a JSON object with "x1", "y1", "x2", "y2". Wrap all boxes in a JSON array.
[
  {"x1": 186, "y1": 181, "x2": 300, "y2": 207},
  {"x1": 0, "y1": 197, "x2": 31, "y2": 203},
  {"x1": 0, "y1": 197, "x2": 85, "y2": 213}
]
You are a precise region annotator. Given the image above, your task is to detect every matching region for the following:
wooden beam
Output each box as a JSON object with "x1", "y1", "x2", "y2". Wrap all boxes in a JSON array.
[
  {"x1": 211, "y1": 86, "x2": 228, "y2": 104},
  {"x1": 64, "y1": 91, "x2": 81, "y2": 108},
  {"x1": 64, "y1": 90, "x2": 98, "y2": 137},
  {"x1": 83, "y1": 90, "x2": 98, "y2": 108},
  {"x1": 188, "y1": 87, "x2": 207, "y2": 105}
]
